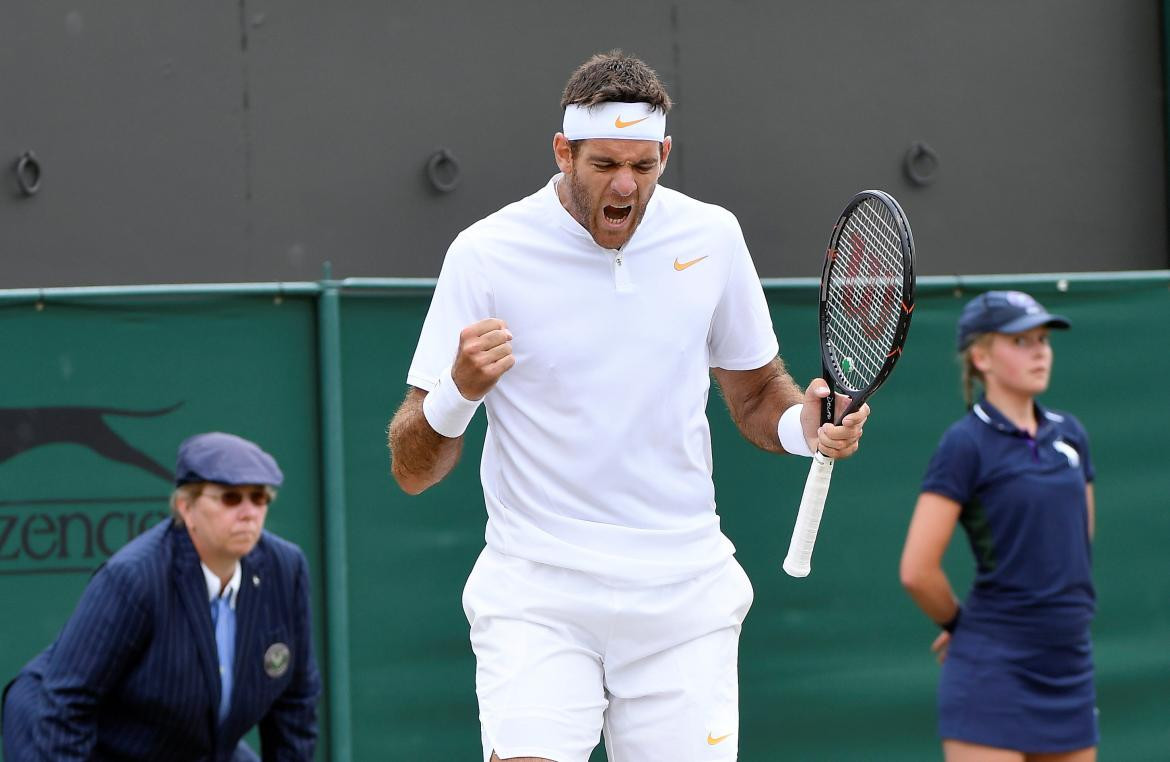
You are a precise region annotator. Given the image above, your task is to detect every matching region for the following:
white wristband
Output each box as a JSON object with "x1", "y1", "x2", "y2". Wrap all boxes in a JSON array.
[
  {"x1": 778, "y1": 403, "x2": 815, "y2": 457},
  {"x1": 422, "y1": 366, "x2": 482, "y2": 438}
]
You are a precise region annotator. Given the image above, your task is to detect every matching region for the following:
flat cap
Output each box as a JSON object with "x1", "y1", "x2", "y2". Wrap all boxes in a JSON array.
[{"x1": 175, "y1": 432, "x2": 284, "y2": 487}]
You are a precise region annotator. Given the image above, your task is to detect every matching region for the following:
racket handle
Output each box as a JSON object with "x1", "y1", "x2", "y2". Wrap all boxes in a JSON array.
[{"x1": 782, "y1": 451, "x2": 835, "y2": 578}]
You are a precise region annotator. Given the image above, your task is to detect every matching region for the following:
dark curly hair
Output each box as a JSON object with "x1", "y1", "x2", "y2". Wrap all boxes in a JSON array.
[{"x1": 560, "y1": 50, "x2": 673, "y2": 113}]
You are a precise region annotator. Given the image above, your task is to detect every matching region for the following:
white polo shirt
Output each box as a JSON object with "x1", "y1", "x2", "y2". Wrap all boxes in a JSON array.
[{"x1": 407, "y1": 174, "x2": 779, "y2": 585}]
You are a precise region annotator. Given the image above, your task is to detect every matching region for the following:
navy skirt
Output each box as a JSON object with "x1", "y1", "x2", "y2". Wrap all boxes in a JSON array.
[{"x1": 938, "y1": 626, "x2": 1098, "y2": 752}]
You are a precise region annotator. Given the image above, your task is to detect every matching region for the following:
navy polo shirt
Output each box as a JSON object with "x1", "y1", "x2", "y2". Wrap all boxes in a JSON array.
[{"x1": 921, "y1": 397, "x2": 1095, "y2": 640}]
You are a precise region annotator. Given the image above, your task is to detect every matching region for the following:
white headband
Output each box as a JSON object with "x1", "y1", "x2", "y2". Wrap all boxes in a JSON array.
[{"x1": 562, "y1": 101, "x2": 666, "y2": 141}]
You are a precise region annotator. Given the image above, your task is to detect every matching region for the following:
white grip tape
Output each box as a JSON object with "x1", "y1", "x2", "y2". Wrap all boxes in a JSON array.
[
  {"x1": 778, "y1": 403, "x2": 815, "y2": 457},
  {"x1": 782, "y1": 451, "x2": 835, "y2": 577},
  {"x1": 422, "y1": 365, "x2": 482, "y2": 438}
]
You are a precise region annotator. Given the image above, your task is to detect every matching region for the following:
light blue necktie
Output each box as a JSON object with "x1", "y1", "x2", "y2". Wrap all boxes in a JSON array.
[{"x1": 210, "y1": 595, "x2": 236, "y2": 725}]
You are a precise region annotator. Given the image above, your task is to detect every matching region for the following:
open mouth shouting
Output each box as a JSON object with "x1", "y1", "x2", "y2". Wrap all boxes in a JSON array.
[
  {"x1": 591, "y1": 198, "x2": 643, "y2": 249},
  {"x1": 603, "y1": 203, "x2": 633, "y2": 228}
]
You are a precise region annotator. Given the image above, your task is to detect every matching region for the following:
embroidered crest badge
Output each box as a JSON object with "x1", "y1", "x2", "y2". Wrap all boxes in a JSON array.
[{"x1": 264, "y1": 643, "x2": 291, "y2": 678}]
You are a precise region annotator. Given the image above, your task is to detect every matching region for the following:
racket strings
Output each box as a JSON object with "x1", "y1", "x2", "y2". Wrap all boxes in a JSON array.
[{"x1": 825, "y1": 200, "x2": 906, "y2": 389}]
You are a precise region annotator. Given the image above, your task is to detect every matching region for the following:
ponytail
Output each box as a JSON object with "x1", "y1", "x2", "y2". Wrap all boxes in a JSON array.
[{"x1": 960, "y1": 333, "x2": 991, "y2": 408}]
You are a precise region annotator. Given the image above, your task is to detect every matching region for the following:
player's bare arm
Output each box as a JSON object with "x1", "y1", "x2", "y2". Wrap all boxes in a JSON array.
[
  {"x1": 712, "y1": 358, "x2": 801, "y2": 454},
  {"x1": 387, "y1": 388, "x2": 462, "y2": 495},
  {"x1": 712, "y1": 358, "x2": 869, "y2": 459},
  {"x1": 388, "y1": 319, "x2": 515, "y2": 495}
]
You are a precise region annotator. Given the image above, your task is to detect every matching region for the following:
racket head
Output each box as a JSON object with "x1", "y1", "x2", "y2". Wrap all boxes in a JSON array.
[{"x1": 818, "y1": 190, "x2": 916, "y2": 421}]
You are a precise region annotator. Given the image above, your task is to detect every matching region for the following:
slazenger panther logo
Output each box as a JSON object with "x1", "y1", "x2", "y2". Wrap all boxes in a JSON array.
[
  {"x1": 0, "y1": 403, "x2": 182, "y2": 480},
  {"x1": 0, "y1": 403, "x2": 181, "y2": 573}
]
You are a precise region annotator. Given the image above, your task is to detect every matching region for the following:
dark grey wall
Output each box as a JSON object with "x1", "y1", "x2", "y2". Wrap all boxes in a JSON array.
[{"x1": 1, "y1": 1, "x2": 1165, "y2": 288}]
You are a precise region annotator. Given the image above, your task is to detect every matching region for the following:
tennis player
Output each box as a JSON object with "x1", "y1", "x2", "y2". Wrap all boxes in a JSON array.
[
  {"x1": 388, "y1": 50, "x2": 870, "y2": 762},
  {"x1": 900, "y1": 291, "x2": 1097, "y2": 761}
]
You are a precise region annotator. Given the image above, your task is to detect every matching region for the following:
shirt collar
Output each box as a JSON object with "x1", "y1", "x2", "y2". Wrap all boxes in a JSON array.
[
  {"x1": 548, "y1": 174, "x2": 595, "y2": 242},
  {"x1": 972, "y1": 396, "x2": 1056, "y2": 438},
  {"x1": 200, "y1": 561, "x2": 241, "y2": 609}
]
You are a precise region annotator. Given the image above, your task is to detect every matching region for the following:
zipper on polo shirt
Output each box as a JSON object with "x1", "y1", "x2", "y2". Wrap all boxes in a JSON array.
[{"x1": 613, "y1": 249, "x2": 634, "y2": 293}]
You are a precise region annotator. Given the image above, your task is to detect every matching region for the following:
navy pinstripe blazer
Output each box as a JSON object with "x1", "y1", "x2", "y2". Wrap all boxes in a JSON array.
[{"x1": 1, "y1": 520, "x2": 320, "y2": 761}]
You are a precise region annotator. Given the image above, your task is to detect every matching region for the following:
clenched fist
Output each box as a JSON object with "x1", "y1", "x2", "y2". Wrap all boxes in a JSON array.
[{"x1": 451, "y1": 318, "x2": 515, "y2": 400}]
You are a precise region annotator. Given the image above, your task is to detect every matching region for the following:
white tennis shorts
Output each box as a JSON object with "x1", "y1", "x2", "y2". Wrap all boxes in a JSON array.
[{"x1": 462, "y1": 547, "x2": 754, "y2": 762}]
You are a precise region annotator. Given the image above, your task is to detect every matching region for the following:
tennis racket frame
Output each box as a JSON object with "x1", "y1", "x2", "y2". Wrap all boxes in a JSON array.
[{"x1": 782, "y1": 189, "x2": 916, "y2": 578}]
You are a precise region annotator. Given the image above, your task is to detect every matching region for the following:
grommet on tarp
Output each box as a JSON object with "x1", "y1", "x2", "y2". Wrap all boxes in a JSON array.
[
  {"x1": 426, "y1": 148, "x2": 461, "y2": 193},
  {"x1": 903, "y1": 142, "x2": 939, "y2": 187},
  {"x1": 14, "y1": 151, "x2": 42, "y2": 196}
]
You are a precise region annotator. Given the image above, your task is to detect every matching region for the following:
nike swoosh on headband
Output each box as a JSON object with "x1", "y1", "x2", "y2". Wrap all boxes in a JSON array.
[{"x1": 614, "y1": 115, "x2": 650, "y2": 129}]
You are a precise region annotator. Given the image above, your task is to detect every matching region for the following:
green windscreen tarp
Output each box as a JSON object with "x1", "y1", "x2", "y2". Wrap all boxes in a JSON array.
[{"x1": 1, "y1": 275, "x2": 1166, "y2": 760}]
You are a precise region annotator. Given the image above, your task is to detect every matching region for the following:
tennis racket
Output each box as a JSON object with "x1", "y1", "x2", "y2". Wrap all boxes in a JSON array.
[{"x1": 782, "y1": 190, "x2": 916, "y2": 578}]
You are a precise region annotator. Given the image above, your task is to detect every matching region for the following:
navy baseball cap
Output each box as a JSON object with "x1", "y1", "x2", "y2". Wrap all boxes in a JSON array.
[
  {"x1": 175, "y1": 432, "x2": 284, "y2": 487},
  {"x1": 957, "y1": 290, "x2": 1070, "y2": 351}
]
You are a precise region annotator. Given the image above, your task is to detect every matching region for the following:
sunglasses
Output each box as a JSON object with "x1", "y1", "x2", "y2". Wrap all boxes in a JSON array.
[{"x1": 203, "y1": 488, "x2": 273, "y2": 507}]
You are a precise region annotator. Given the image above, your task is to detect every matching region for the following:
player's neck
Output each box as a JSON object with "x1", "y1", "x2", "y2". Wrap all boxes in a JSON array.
[{"x1": 984, "y1": 388, "x2": 1037, "y2": 435}]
